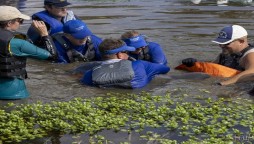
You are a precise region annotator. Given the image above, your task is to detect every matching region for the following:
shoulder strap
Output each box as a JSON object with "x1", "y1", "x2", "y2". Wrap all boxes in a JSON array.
[
  {"x1": 82, "y1": 36, "x2": 95, "y2": 61},
  {"x1": 139, "y1": 47, "x2": 150, "y2": 60},
  {"x1": 51, "y1": 33, "x2": 71, "y2": 51},
  {"x1": 52, "y1": 33, "x2": 91, "y2": 62},
  {"x1": 239, "y1": 44, "x2": 254, "y2": 57},
  {"x1": 52, "y1": 33, "x2": 75, "y2": 62}
]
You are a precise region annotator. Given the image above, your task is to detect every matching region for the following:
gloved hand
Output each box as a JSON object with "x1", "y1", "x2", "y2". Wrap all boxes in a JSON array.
[{"x1": 182, "y1": 58, "x2": 197, "y2": 67}]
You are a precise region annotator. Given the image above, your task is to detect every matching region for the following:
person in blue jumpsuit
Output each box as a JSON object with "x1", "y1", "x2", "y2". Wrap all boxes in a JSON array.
[
  {"x1": 27, "y1": 0, "x2": 78, "y2": 47},
  {"x1": 81, "y1": 38, "x2": 170, "y2": 88},
  {"x1": 0, "y1": 6, "x2": 57, "y2": 99},
  {"x1": 52, "y1": 20, "x2": 102, "y2": 63},
  {"x1": 121, "y1": 30, "x2": 168, "y2": 65}
]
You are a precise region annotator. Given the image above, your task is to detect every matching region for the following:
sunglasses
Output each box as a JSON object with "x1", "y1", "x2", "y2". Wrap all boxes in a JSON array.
[
  {"x1": 52, "y1": 5, "x2": 68, "y2": 10},
  {"x1": 138, "y1": 46, "x2": 147, "y2": 49},
  {"x1": 16, "y1": 18, "x2": 24, "y2": 24},
  {"x1": 121, "y1": 51, "x2": 128, "y2": 54},
  {"x1": 225, "y1": 42, "x2": 232, "y2": 46},
  {"x1": 221, "y1": 40, "x2": 237, "y2": 47}
]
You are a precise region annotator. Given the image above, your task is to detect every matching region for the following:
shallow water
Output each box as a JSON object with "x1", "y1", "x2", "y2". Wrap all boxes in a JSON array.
[
  {"x1": 14, "y1": 0, "x2": 254, "y2": 103},
  {"x1": 1, "y1": 0, "x2": 254, "y2": 143}
]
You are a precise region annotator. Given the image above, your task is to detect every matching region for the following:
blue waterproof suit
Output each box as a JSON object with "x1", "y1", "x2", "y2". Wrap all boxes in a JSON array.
[{"x1": 81, "y1": 59, "x2": 170, "y2": 88}]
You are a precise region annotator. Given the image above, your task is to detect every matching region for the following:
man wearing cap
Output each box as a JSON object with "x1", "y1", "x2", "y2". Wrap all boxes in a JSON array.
[
  {"x1": 27, "y1": 0, "x2": 78, "y2": 46},
  {"x1": 0, "y1": 6, "x2": 57, "y2": 99},
  {"x1": 212, "y1": 25, "x2": 254, "y2": 85},
  {"x1": 121, "y1": 30, "x2": 168, "y2": 65},
  {"x1": 81, "y1": 38, "x2": 170, "y2": 88},
  {"x1": 52, "y1": 20, "x2": 102, "y2": 63},
  {"x1": 181, "y1": 25, "x2": 254, "y2": 85}
]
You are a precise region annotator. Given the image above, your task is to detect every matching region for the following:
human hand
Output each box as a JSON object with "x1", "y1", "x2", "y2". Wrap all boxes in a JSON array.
[
  {"x1": 32, "y1": 20, "x2": 48, "y2": 37},
  {"x1": 182, "y1": 58, "x2": 197, "y2": 67},
  {"x1": 215, "y1": 80, "x2": 233, "y2": 86}
]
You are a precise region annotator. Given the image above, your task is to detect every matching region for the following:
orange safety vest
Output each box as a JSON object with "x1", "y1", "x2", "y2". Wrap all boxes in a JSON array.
[{"x1": 175, "y1": 62, "x2": 241, "y2": 78}]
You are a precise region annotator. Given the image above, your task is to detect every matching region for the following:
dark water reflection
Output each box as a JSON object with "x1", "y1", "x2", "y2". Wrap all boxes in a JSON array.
[{"x1": 1, "y1": 0, "x2": 254, "y2": 143}]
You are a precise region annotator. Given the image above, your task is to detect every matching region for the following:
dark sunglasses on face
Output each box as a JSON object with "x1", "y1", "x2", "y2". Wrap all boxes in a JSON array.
[
  {"x1": 224, "y1": 42, "x2": 231, "y2": 46},
  {"x1": 53, "y1": 5, "x2": 68, "y2": 10},
  {"x1": 224, "y1": 39, "x2": 240, "y2": 46},
  {"x1": 16, "y1": 18, "x2": 24, "y2": 24},
  {"x1": 121, "y1": 51, "x2": 128, "y2": 54},
  {"x1": 220, "y1": 41, "x2": 233, "y2": 47},
  {"x1": 138, "y1": 46, "x2": 147, "y2": 49}
]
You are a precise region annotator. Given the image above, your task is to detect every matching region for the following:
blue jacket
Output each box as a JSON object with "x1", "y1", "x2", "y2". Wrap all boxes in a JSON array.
[
  {"x1": 54, "y1": 35, "x2": 102, "y2": 63},
  {"x1": 81, "y1": 60, "x2": 170, "y2": 88},
  {"x1": 27, "y1": 10, "x2": 77, "y2": 44},
  {"x1": 128, "y1": 42, "x2": 168, "y2": 65}
]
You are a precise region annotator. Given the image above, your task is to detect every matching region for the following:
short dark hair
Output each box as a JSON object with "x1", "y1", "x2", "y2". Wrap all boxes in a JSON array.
[
  {"x1": 99, "y1": 38, "x2": 125, "y2": 54},
  {"x1": 99, "y1": 38, "x2": 125, "y2": 59},
  {"x1": 0, "y1": 19, "x2": 16, "y2": 28},
  {"x1": 121, "y1": 30, "x2": 139, "y2": 39}
]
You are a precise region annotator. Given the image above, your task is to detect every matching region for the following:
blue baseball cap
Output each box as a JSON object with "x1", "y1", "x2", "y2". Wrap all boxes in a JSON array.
[
  {"x1": 44, "y1": 0, "x2": 71, "y2": 7},
  {"x1": 63, "y1": 20, "x2": 92, "y2": 39},
  {"x1": 103, "y1": 44, "x2": 136, "y2": 55},
  {"x1": 212, "y1": 25, "x2": 248, "y2": 45},
  {"x1": 123, "y1": 35, "x2": 148, "y2": 49}
]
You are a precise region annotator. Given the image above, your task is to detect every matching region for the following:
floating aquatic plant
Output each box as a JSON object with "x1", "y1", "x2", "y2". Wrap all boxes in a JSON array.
[{"x1": 0, "y1": 91, "x2": 253, "y2": 143}]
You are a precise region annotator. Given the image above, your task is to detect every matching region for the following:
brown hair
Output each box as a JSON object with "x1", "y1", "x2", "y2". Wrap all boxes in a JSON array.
[
  {"x1": 99, "y1": 38, "x2": 125, "y2": 59},
  {"x1": 0, "y1": 19, "x2": 16, "y2": 28},
  {"x1": 121, "y1": 30, "x2": 140, "y2": 40}
]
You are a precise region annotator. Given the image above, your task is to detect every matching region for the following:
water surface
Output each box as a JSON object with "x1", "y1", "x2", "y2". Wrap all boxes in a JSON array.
[
  {"x1": 1, "y1": 0, "x2": 254, "y2": 142},
  {"x1": 16, "y1": 0, "x2": 254, "y2": 103}
]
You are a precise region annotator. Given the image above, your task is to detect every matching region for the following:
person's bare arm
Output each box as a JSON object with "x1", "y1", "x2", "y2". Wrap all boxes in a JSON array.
[{"x1": 219, "y1": 52, "x2": 254, "y2": 85}]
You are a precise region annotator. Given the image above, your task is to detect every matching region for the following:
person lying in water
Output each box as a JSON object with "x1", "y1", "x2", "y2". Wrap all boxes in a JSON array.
[{"x1": 80, "y1": 38, "x2": 170, "y2": 88}]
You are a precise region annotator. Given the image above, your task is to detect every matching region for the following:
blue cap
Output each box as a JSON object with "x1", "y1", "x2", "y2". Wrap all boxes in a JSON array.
[
  {"x1": 212, "y1": 25, "x2": 248, "y2": 45},
  {"x1": 44, "y1": 0, "x2": 71, "y2": 7},
  {"x1": 103, "y1": 44, "x2": 136, "y2": 55},
  {"x1": 123, "y1": 35, "x2": 148, "y2": 49},
  {"x1": 63, "y1": 20, "x2": 92, "y2": 39}
]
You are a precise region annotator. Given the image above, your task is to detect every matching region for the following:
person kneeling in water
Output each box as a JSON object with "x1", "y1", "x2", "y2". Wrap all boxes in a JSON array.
[
  {"x1": 81, "y1": 38, "x2": 170, "y2": 88},
  {"x1": 181, "y1": 25, "x2": 254, "y2": 86},
  {"x1": 121, "y1": 30, "x2": 168, "y2": 65}
]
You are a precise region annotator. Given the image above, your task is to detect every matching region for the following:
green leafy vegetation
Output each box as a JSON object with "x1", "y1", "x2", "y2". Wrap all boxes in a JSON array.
[{"x1": 0, "y1": 90, "x2": 253, "y2": 143}]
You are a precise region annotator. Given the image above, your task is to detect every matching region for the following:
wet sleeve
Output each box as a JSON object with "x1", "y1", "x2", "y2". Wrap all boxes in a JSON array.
[
  {"x1": 130, "y1": 60, "x2": 169, "y2": 88},
  {"x1": 10, "y1": 38, "x2": 51, "y2": 59},
  {"x1": 80, "y1": 70, "x2": 94, "y2": 86},
  {"x1": 130, "y1": 61, "x2": 148, "y2": 88},
  {"x1": 148, "y1": 42, "x2": 168, "y2": 65},
  {"x1": 91, "y1": 35, "x2": 103, "y2": 60},
  {"x1": 141, "y1": 60, "x2": 170, "y2": 81}
]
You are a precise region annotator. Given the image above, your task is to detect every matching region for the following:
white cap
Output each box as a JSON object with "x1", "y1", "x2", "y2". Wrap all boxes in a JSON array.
[
  {"x1": 212, "y1": 25, "x2": 248, "y2": 45},
  {"x1": 191, "y1": 0, "x2": 202, "y2": 4},
  {"x1": 0, "y1": 6, "x2": 30, "y2": 21}
]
